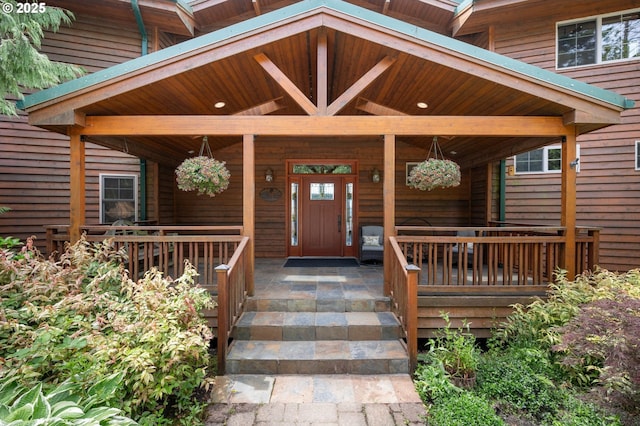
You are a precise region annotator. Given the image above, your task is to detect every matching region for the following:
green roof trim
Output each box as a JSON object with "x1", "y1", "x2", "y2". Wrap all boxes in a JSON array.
[
  {"x1": 454, "y1": 0, "x2": 473, "y2": 15},
  {"x1": 19, "y1": 0, "x2": 634, "y2": 111},
  {"x1": 173, "y1": 0, "x2": 193, "y2": 13}
]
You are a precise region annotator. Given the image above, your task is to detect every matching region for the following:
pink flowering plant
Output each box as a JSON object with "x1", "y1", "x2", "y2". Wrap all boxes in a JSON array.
[
  {"x1": 175, "y1": 156, "x2": 230, "y2": 197},
  {"x1": 408, "y1": 158, "x2": 461, "y2": 191}
]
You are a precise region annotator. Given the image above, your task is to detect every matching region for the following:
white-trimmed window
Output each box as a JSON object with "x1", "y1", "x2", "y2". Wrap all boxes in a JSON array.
[
  {"x1": 636, "y1": 141, "x2": 640, "y2": 170},
  {"x1": 557, "y1": 9, "x2": 640, "y2": 69},
  {"x1": 100, "y1": 174, "x2": 138, "y2": 224},
  {"x1": 514, "y1": 145, "x2": 580, "y2": 174}
]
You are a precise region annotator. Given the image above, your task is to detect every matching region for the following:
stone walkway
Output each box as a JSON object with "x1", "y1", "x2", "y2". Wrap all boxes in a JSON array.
[{"x1": 205, "y1": 374, "x2": 427, "y2": 425}]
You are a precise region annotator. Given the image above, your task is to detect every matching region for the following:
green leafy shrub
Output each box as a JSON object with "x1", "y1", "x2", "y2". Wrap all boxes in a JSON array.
[
  {"x1": 477, "y1": 347, "x2": 563, "y2": 422},
  {"x1": 414, "y1": 357, "x2": 461, "y2": 402},
  {"x1": 427, "y1": 392, "x2": 504, "y2": 426},
  {"x1": 0, "y1": 237, "x2": 216, "y2": 424},
  {"x1": 427, "y1": 313, "x2": 479, "y2": 386},
  {"x1": 495, "y1": 268, "x2": 640, "y2": 350}
]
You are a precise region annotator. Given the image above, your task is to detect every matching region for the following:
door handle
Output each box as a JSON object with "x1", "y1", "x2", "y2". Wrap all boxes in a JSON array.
[{"x1": 337, "y1": 214, "x2": 342, "y2": 232}]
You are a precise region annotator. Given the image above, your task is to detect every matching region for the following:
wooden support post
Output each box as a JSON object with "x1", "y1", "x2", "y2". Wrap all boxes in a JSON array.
[
  {"x1": 383, "y1": 134, "x2": 395, "y2": 296},
  {"x1": 69, "y1": 129, "x2": 85, "y2": 243},
  {"x1": 243, "y1": 134, "x2": 255, "y2": 296},
  {"x1": 561, "y1": 127, "x2": 577, "y2": 279},
  {"x1": 215, "y1": 264, "x2": 230, "y2": 375},
  {"x1": 406, "y1": 264, "x2": 420, "y2": 373}
]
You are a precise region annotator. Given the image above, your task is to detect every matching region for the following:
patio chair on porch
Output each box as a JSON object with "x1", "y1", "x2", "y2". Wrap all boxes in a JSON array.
[
  {"x1": 360, "y1": 225, "x2": 384, "y2": 263},
  {"x1": 452, "y1": 229, "x2": 475, "y2": 265}
]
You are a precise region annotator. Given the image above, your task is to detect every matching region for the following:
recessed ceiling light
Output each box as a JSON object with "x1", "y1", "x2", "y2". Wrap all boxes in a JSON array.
[
  {"x1": 214, "y1": 101, "x2": 226, "y2": 109},
  {"x1": 450, "y1": 151, "x2": 457, "y2": 155},
  {"x1": 417, "y1": 102, "x2": 428, "y2": 109}
]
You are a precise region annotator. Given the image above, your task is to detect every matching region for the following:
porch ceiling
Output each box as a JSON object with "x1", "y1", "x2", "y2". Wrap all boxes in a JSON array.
[{"x1": 22, "y1": 0, "x2": 632, "y2": 168}]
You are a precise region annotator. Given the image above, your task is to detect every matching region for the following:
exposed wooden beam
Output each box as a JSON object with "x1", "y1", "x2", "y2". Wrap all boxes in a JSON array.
[
  {"x1": 252, "y1": 0, "x2": 261, "y2": 15},
  {"x1": 327, "y1": 56, "x2": 396, "y2": 116},
  {"x1": 563, "y1": 109, "x2": 621, "y2": 126},
  {"x1": 317, "y1": 28, "x2": 328, "y2": 115},
  {"x1": 382, "y1": 0, "x2": 390, "y2": 15},
  {"x1": 356, "y1": 98, "x2": 406, "y2": 116},
  {"x1": 254, "y1": 52, "x2": 317, "y2": 115},
  {"x1": 80, "y1": 115, "x2": 567, "y2": 137},
  {"x1": 233, "y1": 97, "x2": 286, "y2": 115}
]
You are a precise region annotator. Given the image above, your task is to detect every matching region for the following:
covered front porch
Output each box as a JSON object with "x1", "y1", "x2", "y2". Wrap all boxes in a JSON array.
[
  {"x1": 45, "y1": 222, "x2": 600, "y2": 373},
  {"x1": 24, "y1": 0, "x2": 630, "y2": 373}
]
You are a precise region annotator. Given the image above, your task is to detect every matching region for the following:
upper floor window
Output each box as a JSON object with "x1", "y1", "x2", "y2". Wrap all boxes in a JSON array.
[
  {"x1": 100, "y1": 174, "x2": 137, "y2": 224},
  {"x1": 557, "y1": 10, "x2": 640, "y2": 68},
  {"x1": 514, "y1": 145, "x2": 580, "y2": 174}
]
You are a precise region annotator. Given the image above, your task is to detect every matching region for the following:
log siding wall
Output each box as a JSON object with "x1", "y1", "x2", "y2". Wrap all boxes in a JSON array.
[
  {"x1": 493, "y1": 18, "x2": 640, "y2": 271},
  {"x1": 0, "y1": 14, "x2": 144, "y2": 252},
  {"x1": 172, "y1": 137, "x2": 474, "y2": 258}
]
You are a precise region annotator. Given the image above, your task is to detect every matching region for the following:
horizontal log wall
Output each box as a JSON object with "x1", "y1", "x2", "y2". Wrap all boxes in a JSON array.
[
  {"x1": 171, "y1": 137, "x2": 474, "y2": 257},
  {"x1": 0, "y1": 14, "x2": 144, "y2": 252},
  {"x1": 494, "y1": 15, "x2": 640, "y2": 271}
]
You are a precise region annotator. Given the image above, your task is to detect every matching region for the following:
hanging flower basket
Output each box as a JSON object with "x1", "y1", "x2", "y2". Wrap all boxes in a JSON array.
[
  {"x1": 407, "y1": 136, "x2": 461, "y2": 191},
  {"x1": 408, "y1": 158, "x2": 461, "y2": 191},
  {"x1": 175, "y1": 137, "x2": 230, "y2": 197}
]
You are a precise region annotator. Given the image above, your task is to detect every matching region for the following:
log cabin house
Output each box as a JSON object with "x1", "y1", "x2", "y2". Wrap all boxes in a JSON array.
[{"x1": 3, "y1": 0, "x2": 638, "y2": 372}]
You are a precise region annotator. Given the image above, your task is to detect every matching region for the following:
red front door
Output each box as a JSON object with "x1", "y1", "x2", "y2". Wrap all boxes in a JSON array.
[{"x1": 300, "y1": 176, "x2": 343, "y2": 256}]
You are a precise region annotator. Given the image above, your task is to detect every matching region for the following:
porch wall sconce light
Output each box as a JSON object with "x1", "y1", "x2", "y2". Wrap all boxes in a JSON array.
[
  {"x1": 570, "y1": 158, "x2": 580, "y2": 169},
  {"x1": 371, "y1": 167, "x2": 381, "y2": 183},
  {"x1": 265, "y1": 167, "x2": 274, "y2": 182}
]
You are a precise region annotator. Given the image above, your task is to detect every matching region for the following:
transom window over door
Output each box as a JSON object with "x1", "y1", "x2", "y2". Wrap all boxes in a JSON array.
[
  {"x1": 100, "y1": 174, "x2": 138, "y2": 223},
  {"x1": 557, "y1": 9, "x2": 640, "y2": 68}
]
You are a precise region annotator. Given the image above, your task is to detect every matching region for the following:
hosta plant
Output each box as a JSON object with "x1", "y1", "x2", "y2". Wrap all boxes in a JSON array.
[
  {"x1": 175, "y1": 156, "x2": 230, "y2": 197},
  {"x1": 408, "y1": 158, "x2": 461, "y2": 191},
  {"x1": 0, "y1": 373, "x2": 136, "y2": 425}
]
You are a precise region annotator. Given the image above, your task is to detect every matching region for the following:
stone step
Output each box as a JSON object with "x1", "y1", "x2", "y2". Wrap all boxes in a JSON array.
[
  {"x1": 225, "y1": 340, "x2": 409, "y2": 375},
  {"x1": 232, "y1": 311, "x2": 402, "y2": 341},
  {"x1": 244, "y1": 296, "x2": 390, "y2": 313}
]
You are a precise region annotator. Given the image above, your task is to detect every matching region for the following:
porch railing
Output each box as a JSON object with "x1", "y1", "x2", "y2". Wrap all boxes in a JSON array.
[
  {"x1": 388, "y1": 225, "x2": 600, "y2": 370},
  {"x1": 395, "y1": 225, "x2": 600, "y2": 287},
  {"x1": 215, "y1": 236, "x2": 250, "y2": 375},
  {"x1": 44, "y1": 225, "x2": 243, "y2": 288},
  {"x1": 388, "y1": 236, "x2": 419, "y2": 372}
]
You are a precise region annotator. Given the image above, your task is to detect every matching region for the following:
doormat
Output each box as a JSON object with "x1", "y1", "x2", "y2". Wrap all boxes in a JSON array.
[{"x1": 283, "y1": 258, "x2": 360, "y2": 268}]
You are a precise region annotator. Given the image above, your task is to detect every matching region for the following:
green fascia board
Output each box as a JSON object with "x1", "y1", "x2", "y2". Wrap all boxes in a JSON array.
[
  {"x1": 18, "y1": 0, "x2": 634, "y2": 110},
  {"x1": 454, "y1": 0, "x2": 472, "y2": 15},
  {"x1": 173, "y1": 0, "x2": 193, "y2": 13}
]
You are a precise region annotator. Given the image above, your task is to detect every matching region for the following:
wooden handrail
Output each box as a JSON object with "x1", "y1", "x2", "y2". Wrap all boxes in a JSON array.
[
  {"x1": 388, "y1": 236, "x2": 419, "y2": 373},
  {"x1": 215, "y1": 236, "x2": 250, "y2": 375}
]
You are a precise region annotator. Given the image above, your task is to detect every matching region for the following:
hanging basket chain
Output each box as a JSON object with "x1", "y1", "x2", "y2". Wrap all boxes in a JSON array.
[
  {"x1": 199, "y1": 136, "x2": 214, "y2": 158},
  {"x1": 175, "y1": 136, "x2": 231, "y2": 197},
  {"x1": 407, "y1": 135, "x2": 461, "y2": 191}
]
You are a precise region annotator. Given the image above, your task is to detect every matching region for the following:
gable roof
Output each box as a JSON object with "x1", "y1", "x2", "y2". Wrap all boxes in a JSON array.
[
  {"x1": 19, "y1": 0, "x2": 633, "y2": 112},
  {"x1": 18, "y1": 0, "x2": 634, "y2": 167}
]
